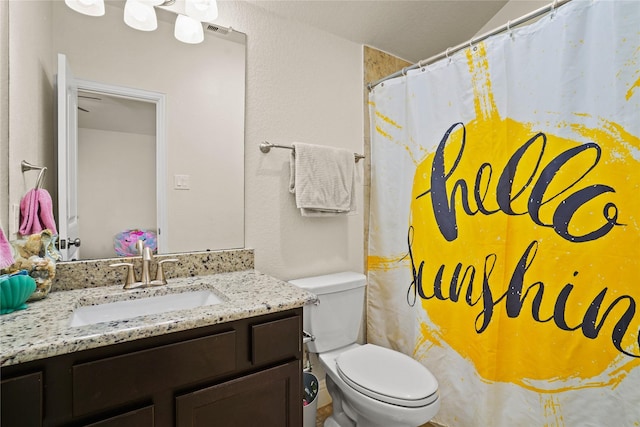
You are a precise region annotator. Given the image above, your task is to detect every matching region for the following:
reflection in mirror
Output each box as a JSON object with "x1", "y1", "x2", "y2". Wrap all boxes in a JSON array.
[
  {"x1": 77, "y1": 87, "x2": 159, "y2": 260},
  {"x1": 12, "y1": 0, "x2": 246, "y2": 260}
]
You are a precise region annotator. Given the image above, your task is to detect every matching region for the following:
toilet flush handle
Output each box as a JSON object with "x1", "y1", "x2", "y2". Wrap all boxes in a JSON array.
[{"x1": 303, "y1": 330, "x2": 315, "y2": 344}]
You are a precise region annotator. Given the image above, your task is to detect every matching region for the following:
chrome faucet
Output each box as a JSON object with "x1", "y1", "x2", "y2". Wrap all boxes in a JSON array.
[
  {"x1": 138, "y1": 240, "x2": 152, "y2": 285},
  {"x1": 110, "y1": 240, "x2": 178, "y2": 289}
]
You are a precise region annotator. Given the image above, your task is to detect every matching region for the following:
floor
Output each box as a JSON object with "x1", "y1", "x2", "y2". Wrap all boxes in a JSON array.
[{"x1": 316, "y1": 404, "x2": 436, "y2": 427}]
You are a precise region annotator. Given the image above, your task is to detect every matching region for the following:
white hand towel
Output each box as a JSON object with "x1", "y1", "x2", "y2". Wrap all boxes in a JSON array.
[{"x1": 289, "y1": 142, "x2": 356, "y2": 216}]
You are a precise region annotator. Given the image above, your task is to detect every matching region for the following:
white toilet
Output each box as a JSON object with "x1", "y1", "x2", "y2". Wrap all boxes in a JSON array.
[{"x1": 290, "y1": 272, "x2": 440, "y2": 427}]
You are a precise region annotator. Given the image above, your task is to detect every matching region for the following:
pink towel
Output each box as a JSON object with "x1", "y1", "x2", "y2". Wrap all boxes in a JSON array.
[
  {"x1": 19, "y1": 189, "x2": 58, "y2": 236},
  {"x1": 0, "y1": 225, "x2": 15, "y2": 269}
]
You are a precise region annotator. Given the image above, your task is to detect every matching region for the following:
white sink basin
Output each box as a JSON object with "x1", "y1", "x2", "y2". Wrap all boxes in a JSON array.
[{"x1": 69, "y1": 290, "x2": 224, "y2": 327}]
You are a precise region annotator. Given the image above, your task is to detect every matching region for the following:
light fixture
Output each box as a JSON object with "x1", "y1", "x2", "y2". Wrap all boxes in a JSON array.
[
  {"x1": 65, "y1": 0, "x2": 218, "y2": 44},
  {"x1": 185, "y1": 0, "x2": 218, "y2": 22},
  {"x1": 64, "y1": 0, "x2": 105, "y2": 17},
  {"x1": 174, "y1": 14, "x2": 204, "y2": 44},
  {"x1": 124, "y1": 0, "x2": 158, "y2": 31}
]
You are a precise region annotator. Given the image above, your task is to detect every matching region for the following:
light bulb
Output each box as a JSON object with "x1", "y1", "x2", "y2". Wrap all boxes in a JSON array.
[
  {"x1": 124, "y1": 0, "x2": 158, "y2": 31},
  {"x1": 185, "y1": 0, "x2": 218, "y2": 22},
  {"x1": 174, "y1": 14, "x2": 204, "y2": 44},
  {"x1": 64, "y1": 0, "x2": 105, "y2": 16}
]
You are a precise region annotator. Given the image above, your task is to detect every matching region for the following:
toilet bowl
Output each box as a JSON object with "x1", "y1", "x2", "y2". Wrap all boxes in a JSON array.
[
  {"x1": 320, "y1": 344, "x2": 440, "y2": 427},
  {"x1": 289, "y1": 272, "x2": 440, "y2": 427}
]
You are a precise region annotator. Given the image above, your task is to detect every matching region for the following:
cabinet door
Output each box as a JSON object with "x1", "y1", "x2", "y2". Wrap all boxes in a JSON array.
[
  {"x1": 176, "y1": 360, "x2": 302, "y2": 427},
  {"x1": 1, "y1": 372, "x2": 42, "y2": 427}
]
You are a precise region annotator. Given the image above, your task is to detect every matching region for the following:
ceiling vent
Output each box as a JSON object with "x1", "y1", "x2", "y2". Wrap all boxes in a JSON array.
[{"x1": 206, "y1": 24, "x2": 230, "y2": 35}]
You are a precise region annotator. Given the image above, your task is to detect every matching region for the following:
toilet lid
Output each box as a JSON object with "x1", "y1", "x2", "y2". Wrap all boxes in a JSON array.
[{"x1": 336, "y1": 344, "x2": 438, "y2": 408}]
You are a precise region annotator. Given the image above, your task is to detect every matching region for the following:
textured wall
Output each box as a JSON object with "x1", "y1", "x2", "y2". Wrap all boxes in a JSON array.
[
  {"x1": 5, "y1": 1, "x2": 364, "y2": 279},
  {"x1": 217, "y1": 2, "x2": 365, "y2": 280},
  {"x1": 5, "y1": 1, "x2": 55, "y2": 239}
]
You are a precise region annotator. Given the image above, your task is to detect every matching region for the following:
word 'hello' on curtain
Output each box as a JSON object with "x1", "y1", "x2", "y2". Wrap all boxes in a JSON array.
[{"x1": 368, "y1": 1, "x2": 640, "y2": 426}]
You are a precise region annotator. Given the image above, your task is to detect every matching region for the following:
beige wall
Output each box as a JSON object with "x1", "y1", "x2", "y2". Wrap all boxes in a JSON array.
[
  {"x1": 5, "y1": 1, "x2": 55, "y2": 240},
  {"x1": 217, "y1": 2, "x2": 365, "y2": 279},
  {"x1": 78, "y1": 128, "x2": 156, "y2": 259},
  {"x1": 4, "y1": 1, "x2": 364, "y2": 279}
]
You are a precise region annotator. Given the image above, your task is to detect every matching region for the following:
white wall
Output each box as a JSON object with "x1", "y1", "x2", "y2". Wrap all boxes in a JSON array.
[
  {"x1": 78, "y1": 128, "x2": 156, "y2": 259},
  {"x1": 217, "y1": 2, "x2": 365, "y2": 279}
]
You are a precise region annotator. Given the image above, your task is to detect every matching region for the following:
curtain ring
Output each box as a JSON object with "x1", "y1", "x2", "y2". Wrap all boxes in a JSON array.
[
  {"x1": 551, "y1": 0, "x2": 559, "y2": 18},
  {"x1": 401, "y1": 67, "x2": 408, "y2": 76},
  {"x1": 445, "y1": 47, "x2": 452, "y2": 63},
  {"x1": 507, "y1": 20, "x2": 514, "y2": 39}
]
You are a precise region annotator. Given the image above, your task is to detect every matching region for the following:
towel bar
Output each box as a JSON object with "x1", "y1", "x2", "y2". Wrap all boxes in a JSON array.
[
  {"x1": 259, "y1": 141, "x2": 365, "y2": 163},
  {"x1": 21, "y1": 160, "x2": 47, "y2": 190}
]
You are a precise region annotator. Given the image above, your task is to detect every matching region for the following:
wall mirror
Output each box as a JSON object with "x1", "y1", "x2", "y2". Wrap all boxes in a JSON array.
[{"x1": 10, "y1": 0, "x2": 246, "y2": 260}]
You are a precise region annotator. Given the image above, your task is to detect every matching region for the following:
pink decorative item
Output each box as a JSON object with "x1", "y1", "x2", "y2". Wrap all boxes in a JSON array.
[{"x1": 114, "y1": 229, "x2": 157, "y2": 256}]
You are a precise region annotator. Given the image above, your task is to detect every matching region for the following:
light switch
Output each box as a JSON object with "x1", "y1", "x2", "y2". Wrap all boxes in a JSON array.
[{"x1": 174, "y1": 174, "x2": 190, "y2": 190}]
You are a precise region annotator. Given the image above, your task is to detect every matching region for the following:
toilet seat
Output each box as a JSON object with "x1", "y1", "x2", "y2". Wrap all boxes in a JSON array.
[{"x1": 336, "y1": 344, "x2": 439, "y2": 408}]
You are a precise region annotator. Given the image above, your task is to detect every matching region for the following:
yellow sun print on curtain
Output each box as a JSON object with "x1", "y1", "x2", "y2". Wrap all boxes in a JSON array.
[{"x1": 408, "y1": 43, "x2": 640, "y2": 392}]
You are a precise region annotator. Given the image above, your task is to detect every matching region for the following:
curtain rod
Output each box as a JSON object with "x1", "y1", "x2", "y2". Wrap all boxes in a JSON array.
[{"x1": 367, "y1": 0, "x2": 573, "y2": 91}]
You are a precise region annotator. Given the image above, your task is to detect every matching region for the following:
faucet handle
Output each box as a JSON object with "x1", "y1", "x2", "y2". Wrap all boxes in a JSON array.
[
  {"x1": 110, "y1": 262, "x2": 140, "y2": 289},
  {"x1": 152, "y1": 258, "x2": 179, "y2": 285}
]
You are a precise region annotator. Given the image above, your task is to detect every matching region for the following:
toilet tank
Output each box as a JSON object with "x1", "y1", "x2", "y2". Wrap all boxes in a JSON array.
[{"x1": 289, "y1": 272, "x2": 366, "y2": 353}]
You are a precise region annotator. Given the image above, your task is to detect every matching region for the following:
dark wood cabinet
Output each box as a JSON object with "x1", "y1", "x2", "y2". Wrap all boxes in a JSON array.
[
  {"x1": 0, "y1": 371, "x2": 43, "y2": 427},
  {"x1": 176, "y1": 360, "x2": 300, "y2": 427},
  {"x1": 1, "y1": 309, "x2": 303, "y2": 427},
  {"x1": 84, "y1": 406, "x2": 155, "y2": 427}
]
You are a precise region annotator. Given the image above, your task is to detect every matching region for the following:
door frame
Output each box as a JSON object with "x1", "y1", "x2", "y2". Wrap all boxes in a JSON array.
[{"x1": 74, "y1": 78, "x2": 168, "y2": 254}]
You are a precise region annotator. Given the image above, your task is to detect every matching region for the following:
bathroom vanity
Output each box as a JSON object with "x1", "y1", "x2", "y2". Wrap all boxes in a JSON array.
[{"x1": 1, "y1": 251, "x2": 316, "y2": 427}]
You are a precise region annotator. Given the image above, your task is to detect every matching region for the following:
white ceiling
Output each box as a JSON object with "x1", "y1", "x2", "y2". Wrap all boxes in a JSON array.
[{"x1": 245, "y1": 0, "x2": 509, "y2": 63}]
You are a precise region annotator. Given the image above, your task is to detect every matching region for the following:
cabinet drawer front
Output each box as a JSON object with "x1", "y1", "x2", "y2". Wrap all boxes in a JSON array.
[
  {"x1": 73, "y1": 330, "x2": 236, "y2": 417},
  {"x1": 251, "y1": 316, "x2": 301, "y2": 365},
  {"x1": 176, "y1": 360, "x2": 302, "y2": 427},
  {"x1": 1, "y1": 372, "x2": 42, "y2": 427},
  {"x1": 85, "y1": 405, "x2": 154, "y2": 427}
]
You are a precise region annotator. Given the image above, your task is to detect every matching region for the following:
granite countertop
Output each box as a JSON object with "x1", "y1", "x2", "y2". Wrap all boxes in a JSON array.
[{"x1": 1, "y1": 269, "x2": 317, "y2": 367}]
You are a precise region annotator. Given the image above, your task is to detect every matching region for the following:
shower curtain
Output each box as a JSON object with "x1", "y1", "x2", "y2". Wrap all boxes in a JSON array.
[{"x1": 367, "y1": 1, "x2": 639, "y2": 425}]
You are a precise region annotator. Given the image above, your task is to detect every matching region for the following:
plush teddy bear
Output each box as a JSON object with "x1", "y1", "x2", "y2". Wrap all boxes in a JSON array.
[{"x1": 0, "y1": 230, "x2": 61, "y2": 301}]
